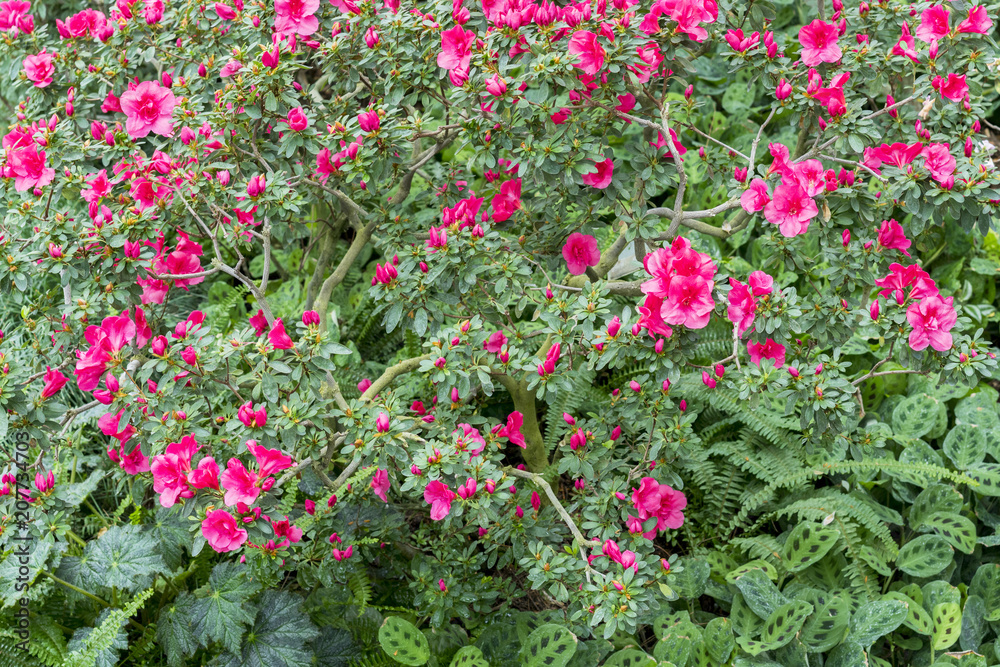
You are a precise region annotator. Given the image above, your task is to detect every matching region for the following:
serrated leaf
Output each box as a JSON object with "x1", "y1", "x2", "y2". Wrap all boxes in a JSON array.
[
  {"x1": 192, "y1": 563, "x2": 261, "y2": 653},
  {"x1": 781, "y1": 523, "x2": 839, "y2": 572},
  {"x1": 311, "y1": 628, "x2": 356, "y2": 667},
  {"x1": 882, "y1": 592, "x2": 933, "y2": 635},
  {"x1": 896, "y1": 534, "x2": 953, "y2": 577},
  {"x1": 921, "y1": 512, "x2": 976, "y2": 554},
  {"x1": 943, "y1": 423, "x2": 987, "y2": 470},
  {"x1": 157, "y1": 592, "x2": 198, "y2": 667},
  {"x1": 220, "y1": 590, "x2": 319, "y2": 667},
  {"x1": 519, "y1": 623, "x2": 577, "y2": 667},
  {"x1": 378, "y1": 617, "x2": 430, "y2": 666},
  {"x1": 81, "y1": 525, "x2": 165, "y2": 593},
  {"x1": 932, "y1": 602, "x2": 962, "y2": 651},
  {"x1": 848, "y1": 600, "x2": 908, "y2": 647},
  {"x1": 54, "y1": 469, "x2": 106, "y2": 508},
  {"x1": 0, "y1": 541, "x2": 52, "y2": 608}
]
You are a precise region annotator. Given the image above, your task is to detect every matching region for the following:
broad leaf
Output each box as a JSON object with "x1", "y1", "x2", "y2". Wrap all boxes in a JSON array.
[
  {"x1": 220, "y1": 590, "x2": 319, "y2": 667},
  {"x1": 896, "y1": 535, "x2": 953, "y2": 577},
  {"x1": 519, "y1": 623, "x2": 577, "y2": 667},
  {"x1": 848, "y1": 600, "x2": 908, "y2": 647},
  {"x1": 943, "y1": 423, "x2": 987, "y2": 470},
  {"x1": 80, "y1": 525, "x2": 165, "y2": 593},
  {"x1": 931, "y1": 602, "x2": 962, "y2": 651},
  {"x1": 191, "y1": 562, "x2": 261, "y2": 653},
  {"x1": 157, "y1": 591, "x2": 198, "y2": 667},
  {"x1": 921, "y1": 512, "x2": 976, "y2": 554},
  {"x1": 781, "y1": 522, "x2": 839, "y2": 572}
]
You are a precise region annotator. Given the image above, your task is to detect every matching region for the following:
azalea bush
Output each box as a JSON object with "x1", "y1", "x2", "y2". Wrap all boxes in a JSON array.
[{"x1": 3, "y1": 0, "x2": 1000, "y2": 664}]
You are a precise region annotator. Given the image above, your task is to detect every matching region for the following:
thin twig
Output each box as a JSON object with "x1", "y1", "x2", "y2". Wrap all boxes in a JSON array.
[{"x1": 506, "y1": 468, "x2": 600, "y2": 549}]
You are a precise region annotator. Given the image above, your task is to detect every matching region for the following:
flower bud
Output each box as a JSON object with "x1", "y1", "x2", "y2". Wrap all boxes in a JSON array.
[{"x1": 869, "y1": 300, "x2": 880, "y2": 321}]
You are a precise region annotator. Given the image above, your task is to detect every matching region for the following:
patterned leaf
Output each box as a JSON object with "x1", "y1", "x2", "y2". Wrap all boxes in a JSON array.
[
  {"x1": 882, "y1": 592, "x2": 932, "y2": 635},
  {"x1": 965, "y1": 463, "x2": 1000, "y2": 496},
  {"x1": 519, "y1": 623, "x2": 577, "y2": 667},
  {"x1": 824, "y1": 641, "x2": 868, "y2": 667},
  {"x1": 931, "y1": 602, "x2": 962, "y2": 651},
  {"x1": 943, "y1": 423, "x2": 987, "y2": 470},
  {"x1": 971, "y1": 563, "x2": 1000, "y2": 621},
  {"x1": 892, "y1": 393, "x2": 942, "y2": 439},
  {"x1": 671, "y1": 557, "x2": 710, "y2": 599},
  {"x1": 652, "y1": 619, "x2": 698, "y2": 664},
  {"x1": 730, "y1": 593, "x2": 765, "y2": 638},
  {"x1": 378, "y1": 617, "x2": 431, "y2": 666},
  {"x1": 449, "y1": 645, "x2": 489, "y2": 667},
  {"x1": 191, "y1": 562, "x2": 261, "y2": 653},
  {"x1": 799, "y1": 596, "x2": 850, "y2": 653},
  {"x1": 703, "y1": 617, "x2": 735, "y2": 663},
  {"x1": 848, "y1": 600, "x2": 908, "y2": 647},
  {"x1": 731, "y1": 569, "x2": 789, "y2": 619},
  {"x1": 725, "y1": 560, "x2": 778, "y2": 584},
  {"x1": 601, "y1": 648, "x2": 656, "y2": 667},
  {"x1": 896, "y1": 535, "x2": 953, "y2": 577},
  {"x1": 761, "y1": 600, "x2": 814, "y2": 649},
  {"x1": 921, "y1": 512, "x2": 976, "y2": 554},
  {"x1": 781, "y1": 523, "x2": 839, "y2": 572},
  {"x1": 909, "y1": 483, "x2": 963, "y2": 529}
]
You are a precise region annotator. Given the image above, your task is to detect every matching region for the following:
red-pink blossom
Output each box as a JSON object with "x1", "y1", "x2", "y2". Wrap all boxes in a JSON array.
[
  {"x1": 907, "y1": 294, "x2": 957, "y2": 351},
  {"x1": 631, "y1": 477, "x2": 686, "y2": 538},
  {"x1": 220, "y1": 457, "x2": 260, "y2": 506},
  {"x1": 151, "y1": 435, "x2": 200, "y2": 508},
  {"x1": 562, "y1": 233, "x2": 601, "y2": 275},
  {"x1": 875, "y1": 263, "x2": 938, "y2": 304},
  {"x1": 798, "y1": 19, "x2": 841, "y2": 66},
  {"x1": 438, "y1": 25, "x2": 475, "y2": 71},
  {"x1": 247, "y1": 439, "x2": 295, "y2": 479},
  {"x1": 284, "y1": 107, "x2": 310, "y2": 131},
  {"x1": 484, "y1": 330, "x2": 507, "y2": 353},
  {"x1": 188, "y1": 456, "x2": 220, "y2": 489},
  {"x1": 22, "y1": 49, "x2": 54, "y2": 87},
  {"x1": 371, "y1": 468, "x2": 390, "y2": 502},
  {"x1": 202, "y1": 509, "x2": 248, "y2": 553},
  {"x1": 39, "y1": 366, "x2": 68, "y2": 400},
  {"x1": 763, "y1": 180, "x2": 818, "y2": 237},
  {"x1": 491, "y1": 178, "x2": 522, "y2": 222},
  {"x1": 274, "y1": 0, "x2": 320, "y2": 36},
  {"x1": 237, "y1": 402, "x2": 268, "y2": 428},
  {"x1": 933, "y1": 73, "x2": 969, "y2": 101},
  {"x1": 268, "y1": 318, "x2": 294, "y2": 349},
  {"x1": 499, "y1": 411, "x2": 527, "y2": 447},
  {"x1": 740, "y1": 178, "x2": 771, "y2": 213},
  {"x1": 119, "y1": 80, "x2": 176, "y2": 139},
  {"x1": 958, "y1": 6, "x2": 993, "y2": 34},
  {"x1": 7, "y1": 145, "x2": 54, "y2": 192},
  {"x1": 424, "y1": 480, "x2": 456, "y2": 520},
  {"x1": 581, "y1": 158, "x2": 614, "y2": 189},
  {"x1": 568, "y1": 30, "x2": 605, "y2": 76},
  {"x1": 915, "y1": 5, "x2": 950, "y2": 43},
  {"x1": 747, "y1": 338, "x2": 786, "y2": 368},
  {"x1": 877, "y1": 219, "x2": 912, "y2": 257},
  {"x1": 727, "y1": 279, "x2": 756, "y2": 335},
  {"x1": 921, "y1": 143, "x2": 956, "y2": 183}
]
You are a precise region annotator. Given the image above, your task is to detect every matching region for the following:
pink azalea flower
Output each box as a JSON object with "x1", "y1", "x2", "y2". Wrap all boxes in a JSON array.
[
  {"x1": 568, "y1": 30, "x2": 605, "y2": 76},
  {"x1": 922, "y1": 143, "x2": 956, "y2": 184},
  {"x1": 437, "y1": 25, "x2": 476, "y2": 71},
  {"x1": 22, "y1": 49, "x2": 54, "y2": 87},
  {"x1": 907, "y1": 294, "x2": 957, "y2": 352},
  {"x1": 877, "y1": 219, "x2": 912, "y2": 257},
  {"x1": 875, "y1": 263, "x2": 938, "y2": 304},
  {"x1": 875, "y1": 142, "x2": 925, "y2": 169},
  {"x1": 727, "y1": 279, "x2": 756, "y2": 335},
  {"x1": 562, "y1": 233, "x2": 601, "y2": 275},
  {"x1": 957, "y1": 6, "x2": 993, "y2": 34},
  {"x1": 74, "y1": 315, "x2": 136, "y2": 391},
  {"x1": 631, "y1": 477, "x2": 687, "y2": 538},
  {"x1": 274, "y1": 0, "x2": 320, "y2": 36},
  {"x1": 740, "y1": 178, "x2": 771, "y2": 213},
  {"x1": 120, "y1": 444, "x2": 150, "y2": 475},
  {"x1": 39, "y1": 366, "x2": 68, "y2": 400},
  {"x1": 151, "y1": 435, "x2": 200, "y2": 508},
  {"x1": 662, "y1": 274, "x2": 715, "y2": 329},
  {"x1": 7, "y1": 145, "x2": 55, "y2": 192},
  {"x1": 893, "y1": 22, "x2": 921, "y2": 63},
  {"x1": 581, "y1": 158, "x2": 614, "y2": 189},
  {"x1": 763, "y1": 180, "x2": 818, "y2": 237},
  {"x1": 284, "y1": 107, "x2": 310, "y2": 131},
  {"x1": 933, "y1": 73, "x2": 968, "y2": 101},
  {"x1": 748, "y1": 271, "x2": 773, "y2": 296},
  {"x1": 498, "y1": 411, "x2": 527, "y2": 448},
  {"x1": 247, "y1": 439, "x2": 295, "y2": 478},
  {"x1": 219, "y1": 59, "x2": 244, "y2": 77},
  {"x1": 484, "y1": 330, "x2": 507, "y2": 353},
  {"x1": 188, "y1": 456, "x2": 220, "y2": 489},
  {"x1": 119, "y1": 80, "x2": 176, "y2": 139},
  {"x1": 747, "y1": 338, "x2": 786, "y2": 368},
  {"x1": 249, "y1": 310, "x2": 268, "y2": 336},
  {"x1": 915, "y1": 5, "x2": 950, "y2": 43},
  {"x1": 798, "y1": 19, "x2": 841, "y2": 66},
  {"x1": 268, "y1": 318, "x2": 294, "y2": 349},
  {"x1": 491, "y1": 178, "x2": 522, "y2": 222},
  {"x1": 637, "y1": 294, "x2": 673, "y2": 337},
  {"x1": 371, "y1": 468, "x2": 390, "y2": 503},
  {"x1": 424, "y1": 480, "x2": 456, "y2": 520},
  {"x1": 220, "y1": 457, "x2": 260, "y2": 507},
  {"x1": 202, "y1": 509, "x2": 248, "y2": 553},
  {"x1": 270, "y1": 516, "x2": 303, "y2": 543}
]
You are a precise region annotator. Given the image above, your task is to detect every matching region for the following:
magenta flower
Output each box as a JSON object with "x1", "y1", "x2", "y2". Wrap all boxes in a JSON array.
[
  {"x1": 798, "y1": 19, "x2": 841, "y2": 66},
  {"x1": 237, "y1": 402, "x2": 267, "y2": 428},
  {"x1": 220, "y1": 458, "x2": 260, "y2": 507},
  {"x1": 437, "y1": 25, "x2": 475, "y2": 71},
  {"x1": 247, "y1": 440, "x2": 295, "y2": 478},
  {"x1": 490, "y1": 178, "x2": 522, "y2": 223},
  {"x1": 22, "y1": 49, "x2": 54, "y2": 87},
  {"x1": 933, "y1": 73, "x2": 969, "y2": 101},
  {"x1": 921, "y1": 143, "x2": 956, "y2": 184},
  {"x1": 958, "y1": 6, "x2": 993, "y2": 34},
  {"x1": 249, "y1": 310, "x2": 268, "y2": 336},
  {"x1": 631, "y1": 477, "x2": 687, "y2": 538},
  {"x1": 877, "y1": 219, "x2": 912, "y2": 257},
  {"x1": 268, "y1": 318, "x2": 294, "y2": 349},
  {"x1": 581, "y1": 158, "x2": 614, "y2": 189},
  {"x1": 562, "y1": 233, "x2": 601, "y2": 276},
  {"x1": 727, "y1": 279, "x2": 756, "y2": 335},
  {"x1": 484, "y1": 331, "x2": 507, "y2": 354},
  {"x1": 39, "y1": 366, "x2": 68, "y2": 400},
  {"x1": 424, "y1": 480, "x2": 456, "y2": 520},
  {"x1": 740, "y1": 178, "x2": 771, "y2": 213},
  {"x1": 763, "y1": 180, "x2": 818, "y2": 237},
  {"x1": 498, "y1": 411, "x2": 527, "y2": 448},
  {"x1": 568, "y1": 30, "x2": 605, "y2": 76},
  {"x1": 151, "y1": 435, "x2": 200, "y2": 508},
  {"x1": 188, "y1": 456, "x2": 220, "y2": 490},
  {"x1": 120, "y1": 80, "x2": 176, "y2": 139},
  {"x1": 202, "y1": 509, "x2": 248, "y2": 553},
  {"x1": 274, "y1": 0, "x2": 320, "y2": 36},
  {"x1": 371, "y1": 468, "x2": 390, "y2": 503},
  {"x1": 907, "y1": 294, "x2": 957, "y2": 352},
  {"x1": 7, "y1": 145, "x2": 55, "y2": 192},
  {"x1": 375, "y1": 412, "x2": 390, "y2": 433},
  {"x1": 747, "y1": 338, "x2": 787, "y2": 368},
  {"x1": 284, "y1": 107, "x2": 310, "y2": 131},
  {"x1": 915, "y1": 5, "x2": 950, "y2": 43}
]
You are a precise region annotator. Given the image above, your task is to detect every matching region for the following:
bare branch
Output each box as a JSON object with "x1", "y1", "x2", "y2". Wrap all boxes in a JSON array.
[{"x1": 507, "y1": 468, "x2": 600, "y2": 549}]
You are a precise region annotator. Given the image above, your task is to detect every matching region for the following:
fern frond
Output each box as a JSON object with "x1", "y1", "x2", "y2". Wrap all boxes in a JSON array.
[{"x1": 348, "y1": 570, "x2": 373, "y2": 614}]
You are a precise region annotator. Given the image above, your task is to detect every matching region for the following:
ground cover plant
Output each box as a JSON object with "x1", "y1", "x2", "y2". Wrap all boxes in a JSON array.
[{"x1": 3, "y1": 0, "x2": 1000, "y2": 665}]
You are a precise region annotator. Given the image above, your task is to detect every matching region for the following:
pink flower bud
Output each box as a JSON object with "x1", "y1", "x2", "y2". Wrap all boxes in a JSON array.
[
  {"x1": 358, "y1": 378, "x2": 372, "y2": 392},
  {"x1": 438, "y1": 579, "x2": 447, "y2": 592},
  {"x1": 654, "y1": 339, "x2": 664, "y2": 353},
  {"x1": 485, "y1": 479, "x2": 496, "y2": 493},
  {"x1": 631, "y1": 323, "x2": 642, "y2": 336},
  {"x1": 563, "y1": 413, "x2": 576, "y2": 426},
  {"x1": 610, "y1": 425, "x2": 621, "y2": 441},
  {"x1": 48, "y1": 243, "x2": 63, "y2": 259},
  {"x1": 302, "y1": 310, "x2": 320, "y2": 326},
  {"x1": 815, "y1": 363, "x2": 823, "y2": 375},
  {"x1": 714, "y1": 364, "x2": 725, "y2": 378},
  {"x1": 151, "y1": 336, "x2": 168, "y2": 356},
  {"x1": 788, "y1": 367, "x2": 800, "y2": 378},
  {"x1": 702, "y1": 371, "x2": 717, "y2": 388},
  {"x1": 629, "y1": 380, "x2": 641, "y2": 392},
  {"x1": 530, "y1": 491, "x2": 541, "y2": 511},
  {"x1": 965, "y1": 137, "x2": 973, "y2": 158},
  {"x1": 775, "y1": 79, "x2": 792, "y2": 100},
  {"x1": 842, "y1": 229, "x2": 850, "y2": 248},
  {"x1": 870, "y1": 300, "x2": 880, "y2": 321},
  {"x1": 679, "y1": 399, "x2": 687, "y2": 412},
  {"x1": 515, "y1": 506, "x2": 524, "y2": 518},
  {"x1": 434, "y1": 357, "x2": 446, "y2": 368},
  {"x1": 607, "y1": 316, "x2": 621, "y2": 337},
  {"x1": 375, "y1": 412, "x2": 390, "y2": 433},
  {"x1": 683, "y1": 84, "x2": 693, "y2": 100}
]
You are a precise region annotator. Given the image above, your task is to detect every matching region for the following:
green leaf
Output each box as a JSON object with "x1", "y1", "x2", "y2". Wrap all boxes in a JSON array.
[
  {"x1": 220, "y1": 590, "x2": 319, "y2": 667},
  {"x1": 730, "y1": 593, "x2": 765, "y2": 638},
  {"x1": 703, "y1": 618, "x2": 735, "y2": 663},
  {"x1": 943, "y1": 423, "x2": 987, "y2": 470},
  {"x1": 762, "y1": 600, "x2": 814, "y2": 649},
  {"x1": 960, "y1": 595, "x2": 987, "y2": 651},
  {"x1": 81, "y1": 525, "x2": 165, "y2": 593},
  {"x1": 449, "y1": 645, "x2": 490, "y2": 667},
  {"x1": 848, "y1": 600, "x2": 908, "y2": 647},
  {"x1": 671, "y1": 557, "x2": 710, "y2": 598},
  {"x1": 602, "y1": 648, "x2": 656, "y2": 666},
  {"x1": 892, "y1": 393, "x2": 942, "y2": 439},
  {"x1": 909, "y1": 484, "x2": 963, "y2": 529},
  {"x1": 379, "y1": 617, "x2": 431, "y2": 666},
  {"x1": 896, "y1": 535, "x2": 954, "y2": 577},
  {"x1": 932, "y1": 602, "x2": 962, "y2": 651},
  {"x1": 519, "y1": 624, "x2": 577, "y2": 667},
  {"x1": 824, "y1": 641, "x2": 868, "y2": 667},
  {"x1": 965, "y1": 463, "x2": 1000, "y2": 496},
  {"x1": 652, "y1": 618, "x2": 699, "y2": 664},
  {"x1": 191, "y1": 563, "x2": 261, "y2": 653},
  {"x1": 54, "y1": 470, "x2": 106, "y2": 508},
  {"x1": 156, "y1": 592, "x2": 198, "y2": 667},
  {"x1": 0, "y1": 541, "x2": 52, "y2": 609},
  {"x1": 732, "y1": 569, "x2": 788, "y2": 619},
  {"x1": 799, "y1": 596, "x2": 850, "y2": 653},
  {"x1": 882, "y1": 592, "x2": 933, "y2": 636},
  {"x1": 311, "y1": 628, "x2": 357, "y2": 667},
  {"x1": 970, "y1": 564, "x2": 1000, "y2": 621},
  {"x1": 781, "y1": 523, "x2": 839, "y2": 572},
  {"x1": 921, "y1": 512, "x2": 976, "y2": 554},
  {"x1": 725, "y1": 560, "x2": 777, "y2": 583}
]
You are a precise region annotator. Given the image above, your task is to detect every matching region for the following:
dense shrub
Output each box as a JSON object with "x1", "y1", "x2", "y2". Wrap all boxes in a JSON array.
[{"x1": 2, "y1": 0, "x2": 1000, "y2": 664}]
